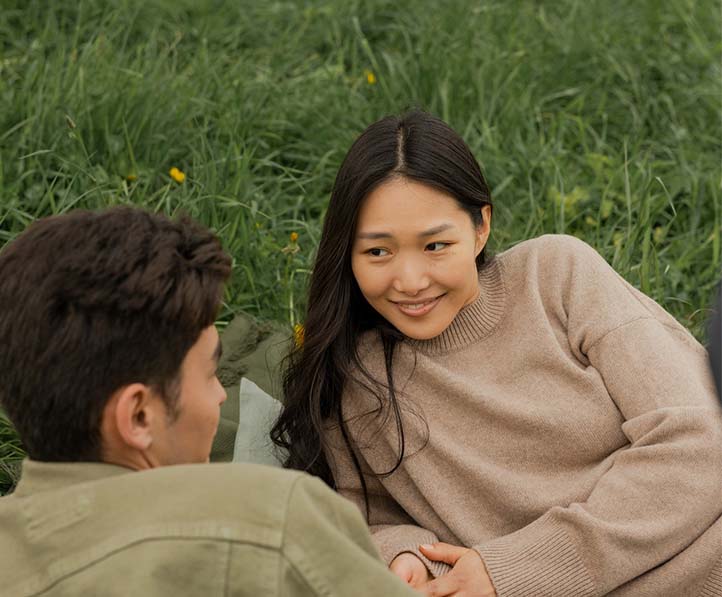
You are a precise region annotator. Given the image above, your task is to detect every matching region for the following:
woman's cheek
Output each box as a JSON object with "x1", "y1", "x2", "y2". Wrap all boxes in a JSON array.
[
  {"x1": 353, "y1": 271, "x2": 374, "y2": 295},
  {"x1": 364, "y1": 278, "x2": 385, "y2": 298}
]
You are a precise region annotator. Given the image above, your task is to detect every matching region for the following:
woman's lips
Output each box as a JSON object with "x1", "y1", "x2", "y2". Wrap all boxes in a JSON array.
[{"x1": 392, "y1": 294, "x2": 444, "y2": 317}]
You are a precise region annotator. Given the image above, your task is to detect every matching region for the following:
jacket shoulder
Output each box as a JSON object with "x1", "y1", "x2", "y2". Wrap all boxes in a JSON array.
[{"x1": 117, "y1": 463, "x2": 306, "y2": 538}]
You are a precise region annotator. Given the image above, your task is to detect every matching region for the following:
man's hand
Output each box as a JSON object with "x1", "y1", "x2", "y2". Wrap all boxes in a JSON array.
[
  {"x1": 418, "y1": 543, "x2": 497, "y2": 597},
  {"x1": 390, "y1": 552, "x2": 431, "y2": 589}
]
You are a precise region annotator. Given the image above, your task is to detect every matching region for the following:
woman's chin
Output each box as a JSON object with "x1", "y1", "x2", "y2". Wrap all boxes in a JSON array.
[{"x1": 396, "y1": 318, "x2": 452, "y2": 341}]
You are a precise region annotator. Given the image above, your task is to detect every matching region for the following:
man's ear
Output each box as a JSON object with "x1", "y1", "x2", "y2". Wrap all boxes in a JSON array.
[
  {"x1": 475, "y1": 204, "x2": 493, "y2": 257},
  {"x1": 111, "y1": 383, "x2": 159, "y2": 452}
]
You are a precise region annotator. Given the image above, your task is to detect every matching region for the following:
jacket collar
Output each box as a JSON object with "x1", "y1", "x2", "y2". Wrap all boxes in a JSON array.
[{"x1": 11, "y1": 459, "x2": 133, "y2": 497}]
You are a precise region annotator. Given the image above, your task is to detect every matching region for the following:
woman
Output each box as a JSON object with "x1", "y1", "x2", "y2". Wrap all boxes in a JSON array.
[{"x1": 272, "y1": 111, "x2": 722, "y2": 596}]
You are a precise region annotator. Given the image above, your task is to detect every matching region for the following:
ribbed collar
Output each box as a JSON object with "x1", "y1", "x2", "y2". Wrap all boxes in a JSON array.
[{"x1": 408, "y1": 257, "x2": 506, "y2": 356}]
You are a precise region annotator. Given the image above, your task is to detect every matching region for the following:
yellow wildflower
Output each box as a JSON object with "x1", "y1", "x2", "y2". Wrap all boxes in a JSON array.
[
  {"x1": 600, "y1": 198, "x2": 614, "y2": 220},
  {"x1": 282, "y1": 232, "x2": 300, "y2": 255},
  {"x1": 653, "y1": 226, "x2": 666, "y2": 244},
  {"x1": 169, "y1": 167, "x2": 185, "y2": 183},
  {"x1": 126, "y1": 173, "x2": 137, "y2": 182},
  {"x1": 293, "y1": 323, "x2": 305, "y2": 347},
  {"x1": 364, "y1": 69, "x2": 377, "y2": 85}
]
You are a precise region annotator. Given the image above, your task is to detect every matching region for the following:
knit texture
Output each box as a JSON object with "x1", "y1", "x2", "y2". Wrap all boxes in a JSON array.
[
  {"x1": 700, "y1": 558, "x2": 722, "y2": 597},
  {"x1": 325, "y1": 235, "x2": 722, "y2": 596}
]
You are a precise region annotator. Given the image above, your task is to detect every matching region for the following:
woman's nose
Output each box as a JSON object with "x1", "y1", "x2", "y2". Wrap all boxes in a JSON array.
[{"x1": 392, "y1": 257, "x2": 431, "y2": 295}]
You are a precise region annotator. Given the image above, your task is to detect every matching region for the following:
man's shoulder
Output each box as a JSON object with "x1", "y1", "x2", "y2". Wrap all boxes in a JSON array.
[
  {"x1": 1, "y1": 464, "x2": 315, "y2": 597},
  {"x1": 136, "y1": 462, "x2": 304, "y2": 511},
  {"x1": 93, "y1": 463, "x2": 308, "y2": 543},
  {"x1": 140, "y1": 461, "x2": 302, "y2": 492}
]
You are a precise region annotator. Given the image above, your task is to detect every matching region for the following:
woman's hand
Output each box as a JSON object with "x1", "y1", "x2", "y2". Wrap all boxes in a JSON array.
[
  {"x1": 419, "y1": 543, "x2": 497, "y2": 597},
  {"x1": 390, "y1": 552, "x2": 431, "y2": 589}
]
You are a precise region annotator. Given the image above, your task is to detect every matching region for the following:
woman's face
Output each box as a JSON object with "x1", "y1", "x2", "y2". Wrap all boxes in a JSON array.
[{"x1": 351, "y1": 177, "x2": 491, "y2": 340}]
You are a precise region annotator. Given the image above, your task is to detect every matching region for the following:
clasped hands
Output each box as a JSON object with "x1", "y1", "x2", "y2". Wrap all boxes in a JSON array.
[{"x1": 390, "y1": 543, "x2": 497, "y2": 597}]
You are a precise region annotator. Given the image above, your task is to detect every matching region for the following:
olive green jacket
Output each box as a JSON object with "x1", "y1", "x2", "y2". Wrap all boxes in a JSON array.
[{"x1": 0, "y1": 459, "x2": 418, "y2": 596}]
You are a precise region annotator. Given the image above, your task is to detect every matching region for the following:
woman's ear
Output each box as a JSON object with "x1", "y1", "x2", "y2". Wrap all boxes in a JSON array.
[{"x1": 475, "y1": 204, "x2": 493, "y2": 256}]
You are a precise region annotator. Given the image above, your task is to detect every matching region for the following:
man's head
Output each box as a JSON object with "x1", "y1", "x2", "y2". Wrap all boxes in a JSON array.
[{"x1": 0, "y1": 207, "x2": 232, "y2": 466}]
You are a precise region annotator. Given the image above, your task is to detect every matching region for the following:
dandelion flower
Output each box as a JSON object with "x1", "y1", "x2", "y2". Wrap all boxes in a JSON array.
[
  {"x1": 169, "y1": 167, "x2": 186, "y2": 183},
  {"x1": 293, "y1": 323, "x2": 305, "y2": 348},
  {"x1": 282, "y1": 232, "x2": 301, "y2": 254},
  {"x1": 364, "y1": 69, "x2": 377, "y2": 85},
  {"x1": 126, "y1": 173, "x2": 137, "y2": 182}
]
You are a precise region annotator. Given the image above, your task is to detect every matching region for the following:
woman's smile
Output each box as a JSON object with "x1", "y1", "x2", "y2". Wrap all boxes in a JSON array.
[{"x1": 391, "y1": 293, "x2": 445, "y2": 317}]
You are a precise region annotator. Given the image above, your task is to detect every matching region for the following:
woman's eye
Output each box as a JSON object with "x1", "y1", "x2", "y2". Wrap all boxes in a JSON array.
[
  {"x1": 368, "y1": 248, "x2": 389, "y2": 257},
  {"x1": 426, "y1": 242, "x2": 448, "y2": 252}
]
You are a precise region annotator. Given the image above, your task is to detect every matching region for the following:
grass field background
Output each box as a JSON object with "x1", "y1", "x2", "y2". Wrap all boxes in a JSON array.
[{"x1": 0, "y1": 0, "x2": 720, "y2": 494}]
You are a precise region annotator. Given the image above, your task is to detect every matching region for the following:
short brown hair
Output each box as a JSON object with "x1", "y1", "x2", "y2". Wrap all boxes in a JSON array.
[{"x1": 0, "y1": 207, "x2": 232, "y2": 461}]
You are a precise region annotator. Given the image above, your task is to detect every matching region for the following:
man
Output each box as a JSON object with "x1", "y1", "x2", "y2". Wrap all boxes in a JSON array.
[{"x1": 0, "y1": 207, "x2": 417, "y2": 596}]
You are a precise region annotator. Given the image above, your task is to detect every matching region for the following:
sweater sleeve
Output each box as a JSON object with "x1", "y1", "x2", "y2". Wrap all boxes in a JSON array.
[
  {"x1": 473, "y1": 237, "x2": 722, "y2": 596},
  {"x1": 326, "y1": 421, "x2": 452, "y2": 579}
]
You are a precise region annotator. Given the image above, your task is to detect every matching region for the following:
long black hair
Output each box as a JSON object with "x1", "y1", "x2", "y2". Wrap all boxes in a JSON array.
[{"x1": 271, "y1": 110, "x2": 493, "y2": 498}]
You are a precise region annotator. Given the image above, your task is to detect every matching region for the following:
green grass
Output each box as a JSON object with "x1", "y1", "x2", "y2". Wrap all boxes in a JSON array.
[{"x1": 0, "y1": 0, "x2": 720, "y2": 494}]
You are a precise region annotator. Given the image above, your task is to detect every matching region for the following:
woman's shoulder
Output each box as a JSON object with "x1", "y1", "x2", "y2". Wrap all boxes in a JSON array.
[
  {"x1": 498, "y1": 235, "x2": 695, "y2": 343},
  {"x1": 498, "y1": 234, "x2": 601, "y2": 266},
  {"x1": 494, "y1": 234, "x2": 610, "y2": 287}
]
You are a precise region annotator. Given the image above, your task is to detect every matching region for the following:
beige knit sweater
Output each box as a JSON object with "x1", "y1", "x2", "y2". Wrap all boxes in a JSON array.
[{"x1": 325, "y1": 235, "x2": 722, "y2": 597}]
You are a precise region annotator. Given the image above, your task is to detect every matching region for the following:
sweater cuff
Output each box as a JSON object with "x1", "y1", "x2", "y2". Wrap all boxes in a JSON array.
[
  {"x1": 394, "y1": 542, "x2": 452, "y2": 579},
  {"x1": 374, "y1": 525, "x2": 452, "y2": 579},
  {"x1": 473, "y1": 514, "x2": 596, "y2": 597}
]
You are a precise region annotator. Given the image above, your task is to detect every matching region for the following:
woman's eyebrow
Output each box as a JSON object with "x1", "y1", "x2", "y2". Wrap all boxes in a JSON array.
[
  {"x1": 356, "y1": 223, "x2": 455, "y2": 240},
  {"x1": 418, "y1": 223, "x2": 454, "y2": 237},
  {"x1": 357, "y1": 231, "x2": 393, "y2": 240}
]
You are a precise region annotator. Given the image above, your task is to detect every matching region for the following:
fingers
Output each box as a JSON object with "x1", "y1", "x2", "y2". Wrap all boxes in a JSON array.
[
  {"x1": 389, "y1": 560, "x2": 413, "y2": 584},
  {"x1": 419, "y1": 542, "x2": 467, "y2": 565},
  {"x1": 390, "y1": 566, "x2": 412, "y2": 584},
  {"x1": 390, "y1": 552, "x2": 430, "y2": 588}
]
